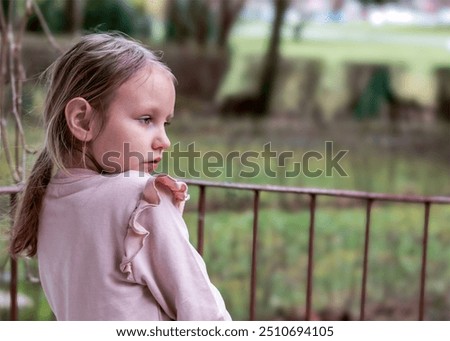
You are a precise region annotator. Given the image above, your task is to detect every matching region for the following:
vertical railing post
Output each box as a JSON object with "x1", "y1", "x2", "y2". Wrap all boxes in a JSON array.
[
  {"x1": 419, "y1": 202, "x2": 430, "y2": 321},
  {"x1": 305, "y1": 194, "x2": 316, "y2": 321},
  {"x1": 360, "y1": 199, "x2": 373, "y2": 321},
  {"x1": 249, "y1": 190, "x2": 260, "y2": 321},
  {"x1": 10, "y1": 192, "x2": 18, "y2": 320},
  {"x1": 197, "y1": 185, "x2": 206, "y2": 256},
  {"x1": 10, "y1": 257, "x2": 18, "y2": 320}
]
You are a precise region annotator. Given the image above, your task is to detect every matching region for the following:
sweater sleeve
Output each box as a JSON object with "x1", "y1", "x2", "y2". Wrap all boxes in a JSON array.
[{"x1": 120, "y1": 175, "x2": 231, "y2": 321}]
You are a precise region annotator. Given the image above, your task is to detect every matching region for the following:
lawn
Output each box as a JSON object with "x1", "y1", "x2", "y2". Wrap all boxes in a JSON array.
[{"x1": 221, "y1": 21, "x2": 450, "y2": 109}]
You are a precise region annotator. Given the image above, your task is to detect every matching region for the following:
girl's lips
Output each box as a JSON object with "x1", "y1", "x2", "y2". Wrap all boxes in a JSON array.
[{"x1": 146, "y1": 159, "x2": 161, "y2": 172}]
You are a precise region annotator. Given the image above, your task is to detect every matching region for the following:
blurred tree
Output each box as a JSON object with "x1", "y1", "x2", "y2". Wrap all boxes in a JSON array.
[
  {"x1": 1, "y1": 0, "x2": 8, "y2": 16},
  {"x1": 163, "y1": 0, "x2": 246, "y2": 102},
  {"x1": 83, "y1": 0, "x2": 136, "y2": 35},
  {"x1": 217, "y1": 0, "x2": 246, "y2": 48},
  {"x1": 189, "y1": 0, "x2": 211, "y2": 46},
  {"x1": 164, "y1": 0, "x2": 246, "y2": 49},
  {"x1": 220, "y1": 0, "x2": 290, "y2": 117},
  {"x1": 358, "y1": 0, "x2": 396, "y2": 5},
  {"x1": 435, "y1": 68, "x2": 450, "y2": 121},
  {"x1": 26, "y1": 0, "x2": 65, "y2": 33},
  {"x1": 165, "y1": 0, "x2": 194, "y2": 44},
  {"x1": 26, "y1": 0, "x2": 151, "y2": 37},
  {"x1": 254, "y1": 0, "x2": 290, "y2": 116},
  {"x1": 63, "y1": 0, "x2": 85, "y2": 34}
]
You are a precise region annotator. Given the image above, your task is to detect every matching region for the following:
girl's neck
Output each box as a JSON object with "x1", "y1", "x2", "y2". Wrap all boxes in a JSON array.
[{"x1": 64, "y1": 149, "x2": 103, "y2": 173}]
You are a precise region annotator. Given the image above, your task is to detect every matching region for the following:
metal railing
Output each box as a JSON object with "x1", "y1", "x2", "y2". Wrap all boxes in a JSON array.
[{"x1": 1, "y1": 181, "x2": 449, "y2": 321}]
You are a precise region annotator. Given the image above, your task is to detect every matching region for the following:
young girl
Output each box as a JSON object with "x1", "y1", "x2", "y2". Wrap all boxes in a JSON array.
[{"x1": 9, "y1": 33, "x2": 231, "y2": 321}]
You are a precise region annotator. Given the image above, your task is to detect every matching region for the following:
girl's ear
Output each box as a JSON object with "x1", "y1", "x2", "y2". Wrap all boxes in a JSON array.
[{"x1": 65, "y1": 97, "x2": 97, "y2": 142}]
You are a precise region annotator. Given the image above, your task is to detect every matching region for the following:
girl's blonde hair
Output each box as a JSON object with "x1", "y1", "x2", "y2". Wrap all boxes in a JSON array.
[{"x1": 10, "y1": 33, "x2": 174, "y2": 258}]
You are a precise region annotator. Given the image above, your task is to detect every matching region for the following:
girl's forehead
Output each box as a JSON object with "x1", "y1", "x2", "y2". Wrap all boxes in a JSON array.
[
  {"x1": 129, "y1": 65, "x2": 174, "y2": 87},
  {"x1": 108, "y1": 65, "x2": 175, "y2": 113}
]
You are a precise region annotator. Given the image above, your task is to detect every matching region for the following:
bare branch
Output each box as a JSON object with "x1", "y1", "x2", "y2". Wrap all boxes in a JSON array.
[
  {"x1": 0, "y1": 2, "x2": 13, "y2": 181},
  {"x1": 31, "y1": 0, "x2": 64, "y2": 53},
  {"x1": 0, "y1": 4, "x2": 8, "y2": 105},
  {"x1": 0, "y1": 119, "x2": 21, "y2": 182},
  {"x1": 17, "y1": 0, "x2": 33, "y2": 47},
  {"x1": 7, "y1": 3, "x2": 27, "y2": 181},
  {"x1": 15, "y1": 1, "x2": 34, "y2": 180},
  {"x1": 0, "y1": 1, "x2": 23, "y2": 183},
  {"x1": 0, "y1": 0, "x2": 61, "y2": 183},
  {"x1": 6, "y1": 1, "x2": 39, "y2": 181}
]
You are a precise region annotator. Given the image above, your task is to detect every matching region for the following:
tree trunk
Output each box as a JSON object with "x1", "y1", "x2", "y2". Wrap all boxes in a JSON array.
[
  {"x1": 254, "y1": 0, "x2": 290, "y2": 116},
  {"x1": 165, "y1": 0, "x2": 190, "y2": 44},
  {"x1": 435, "y1": 67, "x2": 450, "y2": 121},
  {"x1": 189, "y1": 0, "x2": 209, "y2": 47},
  {"x1": 64, "y1": 0, "x2": 85, "y2": 34},
  {"x1": 217, "y1": 0, "x2": 246, "y2": 49}
]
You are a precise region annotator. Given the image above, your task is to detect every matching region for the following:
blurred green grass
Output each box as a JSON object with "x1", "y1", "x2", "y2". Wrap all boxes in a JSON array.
[
  {"x1": 183, "y1": 201, "x2": 450, "y2": 320},
  {"x1": 220, "y1": 21, "x2": 450, "y2": 108}
]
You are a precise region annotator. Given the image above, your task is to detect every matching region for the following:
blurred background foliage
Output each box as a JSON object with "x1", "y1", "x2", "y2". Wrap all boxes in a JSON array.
[{"x1": 0, "y1": 0, "x2": 449, "y2": 321}]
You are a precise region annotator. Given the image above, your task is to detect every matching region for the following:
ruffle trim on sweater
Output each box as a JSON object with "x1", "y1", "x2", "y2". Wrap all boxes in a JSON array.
[{"x1": 119, "y1": 174, "x2": 189, "y2": 282}]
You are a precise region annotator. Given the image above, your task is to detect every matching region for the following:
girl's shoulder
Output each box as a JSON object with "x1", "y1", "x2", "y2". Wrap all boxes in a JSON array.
[
  {"x1": 104, "y1": 170, "x2": 151, "y2": 191},
  {"x1": 49, "y1": 169, "x2": 150, "y2": 199},
  {"x1": 48, "y1": 169, "x2": 188, "y2": 209}
]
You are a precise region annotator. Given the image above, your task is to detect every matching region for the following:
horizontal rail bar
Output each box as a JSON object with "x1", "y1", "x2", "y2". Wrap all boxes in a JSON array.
[
  {"x1": 183, "y1": 180, "x2": 450, "y2": 204},
  {"x1": 2, "y1": 181, "x2": 450, "y2": 204},
  {"x1": 0, "y1": 185, "x2": 24, "y2": 195}
]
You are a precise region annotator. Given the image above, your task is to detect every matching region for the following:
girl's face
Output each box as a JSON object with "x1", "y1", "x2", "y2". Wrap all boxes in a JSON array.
[{"x1": 89, "y1": 66, "x2": 175, "y2": 174}]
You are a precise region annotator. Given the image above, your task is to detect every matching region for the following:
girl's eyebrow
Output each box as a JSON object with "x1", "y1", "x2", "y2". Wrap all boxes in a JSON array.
[{"x1": 139, "y1": 105, "x2": 173, "y2": 120}]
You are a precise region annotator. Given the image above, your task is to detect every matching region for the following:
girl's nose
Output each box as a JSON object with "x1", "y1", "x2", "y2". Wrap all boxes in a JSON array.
[{"x1": 152, "y1": 128, "x2": 171, "y2": 151}]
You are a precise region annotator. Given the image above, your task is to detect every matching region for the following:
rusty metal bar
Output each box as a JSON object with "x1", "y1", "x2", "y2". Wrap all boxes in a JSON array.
[
  {"x1": 10, "y1": 192, "x2": 18, "y2": 320},
  {"x1": 2, "y1": 183, "x2": 450, "y2": 204},
  {"x1": 419, "y1": 202, "x2": 431, "y2": 321},
  {"x1": 305, "y1": 194, "x2": 316, "y2": 321},
  {"x1": 10, "y1": 257, "x2": 18, "y2": 320},
  {"x1": 0, "y1": 184, "x2": 24, "y2": 195},
  {"x1": 249, "y1": 190, "x2": 260, "y2": 321},
  {"x1": 360, "y1": 199, "x2": 373, "y2": 321},
  {"x1": 181, "y1": 180, "x2": 450, "y2": 205},
  {"x1": 196, "y1": 185, "x2": 206, "y2": 256}
]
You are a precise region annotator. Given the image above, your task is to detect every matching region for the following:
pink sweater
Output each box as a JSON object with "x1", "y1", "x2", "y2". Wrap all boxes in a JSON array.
[{"x1": 37, "y1": 168, "x2": 231, "y2": 321}]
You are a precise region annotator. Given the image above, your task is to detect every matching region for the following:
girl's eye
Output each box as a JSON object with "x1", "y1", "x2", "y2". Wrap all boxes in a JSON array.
[
  {"x1": 139, "y1": 116, "x2": 152, "y2": 125},
  {"x1": 164, "y1": 121, "x2": 171, "y2": 127}
]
